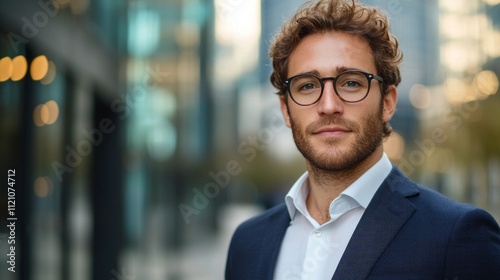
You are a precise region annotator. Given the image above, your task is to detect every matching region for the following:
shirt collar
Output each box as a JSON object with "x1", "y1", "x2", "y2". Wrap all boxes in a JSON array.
[
  {"x1": 284, "y1": 171, "x2": 309, "y2": 221},
  {"x1": 342, "y1": 153, "x2": 392, "y2": 208},
  {"x1": 284, "y1": 153, "x2": 393, "y2": 220}
]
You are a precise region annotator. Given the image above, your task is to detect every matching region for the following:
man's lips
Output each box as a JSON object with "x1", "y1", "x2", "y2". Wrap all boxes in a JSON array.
[{"x1": 312, "y1": 126, "x2": 352, "y2": 136}]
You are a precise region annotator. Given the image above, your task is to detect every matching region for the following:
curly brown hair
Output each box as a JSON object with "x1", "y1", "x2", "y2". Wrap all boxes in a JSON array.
[{"x1": 269, "y1": 0, "x2": 403, "y2": 97}]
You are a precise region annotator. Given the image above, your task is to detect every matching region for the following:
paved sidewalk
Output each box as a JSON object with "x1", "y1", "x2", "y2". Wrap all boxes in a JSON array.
[{"x1": 121, "y1": 204, "x2": 263, "y2": 280}]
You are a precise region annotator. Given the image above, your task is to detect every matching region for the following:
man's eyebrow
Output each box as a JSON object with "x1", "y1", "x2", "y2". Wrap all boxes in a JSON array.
[
  {"x1": 299, "y1": 69, "x2": 321, "y2": 76},
  {"x1": 291, "y1": 66, "x2": 364, "y2": 77},
  {"x1": 286, "y1": 69, "x2": 319, "y2": 78},
  {"x1": 334, "y1": 66, "x2": 363, "y2": 74}
]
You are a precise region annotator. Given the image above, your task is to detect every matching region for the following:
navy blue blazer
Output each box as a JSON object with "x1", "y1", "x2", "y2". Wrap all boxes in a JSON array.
[{"x1": 225, "y1": 167, "x2": 500, "y2": 279}]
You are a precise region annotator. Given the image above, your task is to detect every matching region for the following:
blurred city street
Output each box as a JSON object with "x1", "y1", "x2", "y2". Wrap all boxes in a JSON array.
[
  {"x1": 121, "y1": 204, "x2": 263, "y2": 280},
  {"x1": 1, "y1": 0, "x2": 500, "y2": 279}
]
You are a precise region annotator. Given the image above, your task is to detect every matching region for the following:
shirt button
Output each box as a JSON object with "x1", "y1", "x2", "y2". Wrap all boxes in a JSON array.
[{"x1": 315, "y1": 230, "x2": 322, "y2": 237}]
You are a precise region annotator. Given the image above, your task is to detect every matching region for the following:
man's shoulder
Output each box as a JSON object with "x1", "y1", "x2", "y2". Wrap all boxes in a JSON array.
[
  {"x1": 234, "y1": 203, "x2": 289, "y2": 234},
  {"x1": 386, "y1": 167, "x2": 476, "y2": 213},
  {"x1": 227, "y1": 203, "x2": 290, "y2": 258},
  {"x1": 388, "y1": 169, "x2": 496, "y2": 226},
  {"x1": 411, "y1": 182, "x2": 477, "y2": 214},
  {"x1": 226, "y1": 204, "x2": 291, "y2": 278}
]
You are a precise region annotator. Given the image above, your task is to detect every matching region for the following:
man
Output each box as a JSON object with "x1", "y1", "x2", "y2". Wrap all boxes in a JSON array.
[{"x1": 225, "y1": 0, "x2": 500, "y2": 279}]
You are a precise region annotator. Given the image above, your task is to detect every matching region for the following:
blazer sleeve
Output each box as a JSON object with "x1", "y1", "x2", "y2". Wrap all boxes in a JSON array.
[{"x1": 445, "y1": 208, "x2": 500, "y2": 279}]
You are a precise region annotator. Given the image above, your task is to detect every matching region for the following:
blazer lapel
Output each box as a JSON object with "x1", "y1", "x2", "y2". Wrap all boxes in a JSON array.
[
  {"x1": 332, "y1": 167, "x2": 419, "y2": 280},
  {"x1": 255, "y1": 204, "x2": 291, "y2": 279}
]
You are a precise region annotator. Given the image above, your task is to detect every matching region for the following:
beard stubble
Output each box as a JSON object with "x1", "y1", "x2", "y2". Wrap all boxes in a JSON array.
[{"x1": 289, "y1": 103, "x2": 385, "y2": 174}]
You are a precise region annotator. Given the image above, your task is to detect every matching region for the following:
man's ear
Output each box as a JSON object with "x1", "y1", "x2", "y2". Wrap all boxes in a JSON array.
[
  {"x1": 279, "y1": 95, "x2": 292, "y2": 128},
  {"x1": 382, "y1": 85, "x2": 398, "y2": 123}
]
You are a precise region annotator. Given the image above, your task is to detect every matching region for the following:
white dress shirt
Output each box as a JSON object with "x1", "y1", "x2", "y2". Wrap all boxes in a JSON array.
[{"x1": 273, "y1": 153, "x2": 392, "y2": 280}]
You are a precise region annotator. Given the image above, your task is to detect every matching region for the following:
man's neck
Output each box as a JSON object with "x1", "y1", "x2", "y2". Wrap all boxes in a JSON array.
[{"x1": 305, "y1": 148, "x2": 384, "y2": 224}]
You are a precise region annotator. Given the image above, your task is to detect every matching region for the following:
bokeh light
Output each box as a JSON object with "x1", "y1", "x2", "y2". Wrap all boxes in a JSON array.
[
  {"x1": 409, "y1": 84, "x2": 432, "y2": 110},
  {"x1": 33, "y1": 104, "x2": 45, "y2": 127},
  {"x1": 33, "y1": 100, "x2": 60, "y2": 126},
  {"x1": 0, "y1": 56, "x2": 13, "y2": 82},
  {"x1": 474, "y1": 70, "x2": 499, "y2": 97},
  {"x1": 40, "y1": 103, "x2": 51, "y2": 124},
  {"x1": 41, "y1": 61, "x2": 57, "y2": 85},
  {"x1": 31, "y1": 55, "x2": 49, "y2": 81},
  {"x1": 11, "y1": 55, "x2": 28, "y2": 81},
  {"x1": 444, "y1": 77, "x2": 469, "y2": 104},
  {"x1": 34, "y1": 176, "x2": 53, "y2": 197},
  {"x1": 44, "y1": 100, "x2": 60, "y2": 125}
]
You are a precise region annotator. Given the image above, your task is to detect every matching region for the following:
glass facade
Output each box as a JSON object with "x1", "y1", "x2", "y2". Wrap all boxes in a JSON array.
[{"x1": 0, "y1": 1, "x2": 126, "y2": 279}]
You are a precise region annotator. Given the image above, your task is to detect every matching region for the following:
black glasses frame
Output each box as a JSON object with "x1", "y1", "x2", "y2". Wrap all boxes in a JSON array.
[{"x1": 283, "y1": 70, "x2": 384, "y2": 106}]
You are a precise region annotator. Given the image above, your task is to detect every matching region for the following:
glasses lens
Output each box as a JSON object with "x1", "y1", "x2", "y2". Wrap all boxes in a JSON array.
[
  {"x1": 335, "y1": 72, "x2": 370, "y2": 102},
  {"x1": 289, "y1": 74, "x2": 322, "y2": 105}
]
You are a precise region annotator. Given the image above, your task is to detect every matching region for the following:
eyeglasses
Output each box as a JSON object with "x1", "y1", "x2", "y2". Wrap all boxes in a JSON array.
[{"x1": 283, "y1": 70, "x2": 384, "y2": 106}]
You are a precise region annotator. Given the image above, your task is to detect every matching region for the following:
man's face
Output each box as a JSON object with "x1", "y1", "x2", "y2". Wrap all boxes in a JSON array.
[{"x1": 280, "y1": 31, "x2": 397, "y2": 172}]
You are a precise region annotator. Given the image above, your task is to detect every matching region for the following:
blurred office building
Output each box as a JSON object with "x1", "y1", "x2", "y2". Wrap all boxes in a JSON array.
[
  {"x1": 0, "y1": 1, "x2": 128, "y2": 280},
  {"x1": 0, "y1": 0, "x2": 215, "y2": 279},
  {"x1": 414, "y1": 0, "x2": 500, "y2": 217},
  {"x1": 0, "y1": 1, "x2": 499, "y2": 280},
  {"x1": 0, "y1": 0, "x2": 263, "y2": 279}
]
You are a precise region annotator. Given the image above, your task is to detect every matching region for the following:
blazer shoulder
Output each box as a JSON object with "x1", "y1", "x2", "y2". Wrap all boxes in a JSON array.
[
  {"x1": 444, "y1": 204, "x2": 500, "y2": 279},
  {"x1": 227, "y1": 203, "x2": 290, "y2": 255},
  {"x1": 358, "y1": 167, "x2": 500, "y2": 279},
  {"x1": 233, "y1": 203, "x2": 289, "y2": 236},
  {"x1": 386, "y1": 167, "x2": 478, "y2": 217},
  {"x1": 412, "y1": 183, "x2": 478, "y2": 215},
  {"x1": 226, "y1": 203, "x2": 290, "y2": 279}
]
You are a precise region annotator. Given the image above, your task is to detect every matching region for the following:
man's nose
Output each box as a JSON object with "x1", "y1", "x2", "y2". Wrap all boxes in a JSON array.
[{"x1": 317, "y1": 80, "x2": 344, "y2": 115}]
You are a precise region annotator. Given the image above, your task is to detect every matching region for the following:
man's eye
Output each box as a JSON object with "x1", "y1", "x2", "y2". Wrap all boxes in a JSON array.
[
  {"x1": 300, "y1": 83, "x2": 317, "y2": 90},
  {"x1": 343, "y1": 80, "x2": 362, "y2": 87}
]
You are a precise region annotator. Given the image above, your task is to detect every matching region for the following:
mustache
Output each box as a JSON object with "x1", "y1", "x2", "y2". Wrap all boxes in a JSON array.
[{"x1": 305, "y1": 116, "x2": 359, "y2": 134}]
